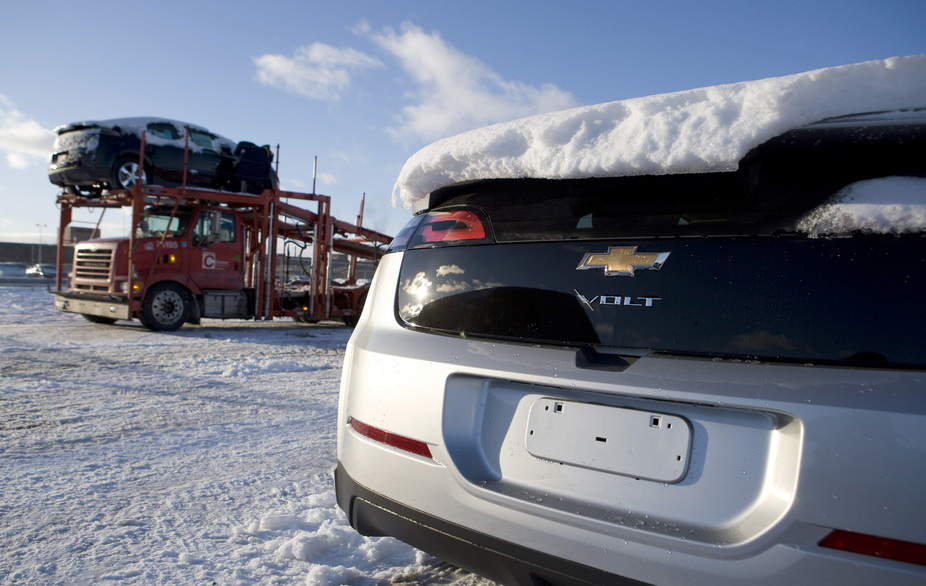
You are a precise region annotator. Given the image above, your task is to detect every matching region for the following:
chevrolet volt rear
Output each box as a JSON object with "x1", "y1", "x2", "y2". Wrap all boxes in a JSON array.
[{"x1": 336, "y1": 112, "x2": 926, "y2": 585}]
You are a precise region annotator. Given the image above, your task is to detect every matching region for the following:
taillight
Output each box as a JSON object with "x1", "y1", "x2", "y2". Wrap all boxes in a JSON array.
[
  {"x1": 819, "y1": 529, "x2": 926, "y2": 566},
  {"x1": 417, "y1": 210, "x2": 487, "y2": 243},
  {"x1": 348, "y1": 417, "x2": 433, "y2": 459},
  {"x1": 388, "y1": 206, "x2": 491, "y2": 252}
]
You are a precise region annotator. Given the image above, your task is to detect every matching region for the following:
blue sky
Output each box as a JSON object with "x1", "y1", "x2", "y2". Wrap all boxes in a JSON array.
[{"x1": 1, "y1": 0, "x2": 924, "y2": 244}]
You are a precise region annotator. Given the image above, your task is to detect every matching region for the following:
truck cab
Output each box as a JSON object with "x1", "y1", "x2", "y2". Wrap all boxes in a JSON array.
[
  {"x1": 58, "y1": 203, "x2": 253, "y2": 330},
  {"x1": 135, "y1": 205, "x2": 245, "y2": 291}
]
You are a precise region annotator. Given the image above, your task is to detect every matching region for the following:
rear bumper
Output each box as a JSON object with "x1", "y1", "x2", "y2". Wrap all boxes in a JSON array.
[
  {"x1": 335, "y1": 461, "x2": 639, "y2": 586},
  {"x1": 338, "y1": 346, "x2": 926, "y2": 585},
  {"x1": 48, "y1": 163, "x2": 111, "y2": 188}
]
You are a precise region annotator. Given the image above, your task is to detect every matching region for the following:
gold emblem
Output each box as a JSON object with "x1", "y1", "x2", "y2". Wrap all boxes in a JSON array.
[{"x1": 577, "y1": 246, "x2": 670, "y2": 277}]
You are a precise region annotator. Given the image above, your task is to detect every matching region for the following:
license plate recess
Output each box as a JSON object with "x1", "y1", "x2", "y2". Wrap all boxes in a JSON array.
[{"x1": 526, "y1": 399, "x2": 691, "y2": 483}]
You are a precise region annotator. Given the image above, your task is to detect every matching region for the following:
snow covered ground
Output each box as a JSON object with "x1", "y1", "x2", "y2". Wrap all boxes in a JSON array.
[{"x1": 0, "y1": 284, "x2": 494, "y2": 585}]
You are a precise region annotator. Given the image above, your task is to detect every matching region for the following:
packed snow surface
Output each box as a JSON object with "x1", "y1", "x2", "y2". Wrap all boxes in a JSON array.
[
  {"x1": 0, "y1": 285, "x2": 494, "y2": 585},
  {"x1": 393, "y1": 55, "x2": 926, "y2": 208}
]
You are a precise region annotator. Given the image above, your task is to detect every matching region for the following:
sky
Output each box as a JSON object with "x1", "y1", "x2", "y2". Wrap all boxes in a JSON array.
[{"x1": 0, "y1": 0, "x2": 924, "y2": 245}]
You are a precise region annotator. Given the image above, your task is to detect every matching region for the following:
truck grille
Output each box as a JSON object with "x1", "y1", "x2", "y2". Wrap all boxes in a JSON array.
[{"x1": 74, "y1": 247, "x2": 114, "y2": 288}]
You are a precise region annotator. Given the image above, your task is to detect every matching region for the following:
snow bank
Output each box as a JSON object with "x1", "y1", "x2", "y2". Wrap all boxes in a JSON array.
[
  {"x1": 393, "y1": 55, "x2": 926, "y2": 207},
  {"x1": 797, "y1": 176, "x2": 926, "y2": 237}
]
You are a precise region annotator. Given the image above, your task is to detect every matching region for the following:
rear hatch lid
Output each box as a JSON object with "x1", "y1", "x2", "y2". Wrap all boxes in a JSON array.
[{"x1": 393, "y1": 116, "x2": 926, "y2": 368}]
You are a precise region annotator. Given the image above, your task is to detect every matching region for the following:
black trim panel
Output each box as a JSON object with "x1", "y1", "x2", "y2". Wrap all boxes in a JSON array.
[
  {"x1": 396, "y1": 237, "x2": 926, "y2": 367},
  {"x1": 335, "y1": 462, "x2": 646, "y2": 586}
]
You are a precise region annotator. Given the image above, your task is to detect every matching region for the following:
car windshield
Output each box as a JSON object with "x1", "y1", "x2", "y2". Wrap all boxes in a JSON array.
[
  {"x1": 138, "y1": 207, "x2": 192, "y2": 238},
  {"x1": 189, "y1": 130, "x2": 218, "y2": 150},
  {"x1": 146, "y1": 122, "x2": 180, "y2": 140}
]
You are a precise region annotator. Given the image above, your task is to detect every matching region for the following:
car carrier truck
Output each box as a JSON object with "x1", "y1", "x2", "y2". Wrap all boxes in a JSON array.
[{"x1": 51, "y1": 170, "x2": 391, "y2": 331}]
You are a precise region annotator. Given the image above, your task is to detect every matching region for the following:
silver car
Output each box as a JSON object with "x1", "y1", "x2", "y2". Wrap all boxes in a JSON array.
[{"x1": 336, "y1": 100, "x2": 926, "y2": 583}]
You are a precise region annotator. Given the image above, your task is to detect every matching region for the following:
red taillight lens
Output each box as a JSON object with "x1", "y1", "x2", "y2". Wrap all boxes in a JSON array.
[
  {"x1": 418, "y1": 210, "x2": 486, "y2": 243},
  {"x1": 348, "y1": 417, "x2": 433, "y2": 459},
  {"x1": 819, "y1": 529, "x2": 926, "y2": 566},
  {"x1": 389, "y1": 208, "x2": 492, "y2": 252},
  {"x1": 387, "y1": 207, "x2": 491, "y2": 252}
]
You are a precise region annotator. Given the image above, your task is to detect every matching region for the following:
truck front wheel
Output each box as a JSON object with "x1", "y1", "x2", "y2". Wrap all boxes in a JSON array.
[{"x1": 142, "y1": 282, "x2": 191, "y2": 331}]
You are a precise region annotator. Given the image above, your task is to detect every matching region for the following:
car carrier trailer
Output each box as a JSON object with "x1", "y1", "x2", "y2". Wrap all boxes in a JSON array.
[{"x1": 51, "y1": 179, "x2": 391, "y2": 331}]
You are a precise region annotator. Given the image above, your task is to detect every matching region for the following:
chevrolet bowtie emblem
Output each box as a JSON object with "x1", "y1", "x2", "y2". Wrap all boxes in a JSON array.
[{"x1": 577, "y1": 246, "x2": 670, "y2": 277}]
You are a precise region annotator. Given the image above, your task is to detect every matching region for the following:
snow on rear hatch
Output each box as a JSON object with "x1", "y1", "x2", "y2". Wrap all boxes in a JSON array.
[
  {"x1": 393, "y1": 55, "x2": 926, "y2": 209},
  {"x1": 797, "y1": 176, "x2": 926, "y2": 237}
]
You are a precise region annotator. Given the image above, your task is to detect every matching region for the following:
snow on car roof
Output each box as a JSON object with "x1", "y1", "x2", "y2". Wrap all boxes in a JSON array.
[
  {"x1": 55, "y1": 117, "x2": 210, "y2": 135},
  {"x1": 394, "y1": 55, "x2": 926, "y2": 210},
  {"x1": 53, "y1": 117, "x2": 237, "y2": 149}
]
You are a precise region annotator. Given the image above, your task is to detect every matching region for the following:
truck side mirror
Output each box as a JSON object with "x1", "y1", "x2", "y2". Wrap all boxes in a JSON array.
[{"x1": 210, "y1": 211, "x2": 223, "y2": 243}]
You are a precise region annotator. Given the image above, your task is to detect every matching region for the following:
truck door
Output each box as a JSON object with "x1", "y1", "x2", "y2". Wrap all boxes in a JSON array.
[{"x1": 190, "y1": 211, "x2": 244, "y2": 290}]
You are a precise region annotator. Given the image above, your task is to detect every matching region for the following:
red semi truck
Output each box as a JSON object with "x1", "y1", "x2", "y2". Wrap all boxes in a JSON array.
[{"x1": 51, "y1": 181, "x2": 391, "y2": 331}]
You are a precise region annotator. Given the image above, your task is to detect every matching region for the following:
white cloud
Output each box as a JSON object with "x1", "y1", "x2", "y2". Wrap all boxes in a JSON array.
[
  {"x1": 0, "y1": 96, "x2": 56, "y2": 168},
  {"x1": 253, "y1": 43, "x2": 383, "y2": 101},
  {"x1": 6, "y1": 152, "x2": 29, "y2": 169},
  {"x1": 317, "y1": 172, "x2": 339, "y2": 186},
  {"x1": 368, "y1": 22, "x2": 577, "y2": 142}
]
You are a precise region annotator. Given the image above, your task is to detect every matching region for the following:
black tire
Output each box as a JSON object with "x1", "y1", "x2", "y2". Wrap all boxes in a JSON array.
[
  {"x1": 82, "y1": 314, "x2": 117, "y2": 325},
  {"x1": 342, "y1": 292, "x2": 367, "y2": 327},
  {"x1": 141, "y1": 282, "x2": 191, "y2": 331},
  {"x1": 112, "y1": 156, "x2": 147, "y2": 190}
]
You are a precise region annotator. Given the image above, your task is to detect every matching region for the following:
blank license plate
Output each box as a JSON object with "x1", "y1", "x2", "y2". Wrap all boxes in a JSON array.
[{"x1": 526, "y1": 399, "x2": 691, "y2": 483}]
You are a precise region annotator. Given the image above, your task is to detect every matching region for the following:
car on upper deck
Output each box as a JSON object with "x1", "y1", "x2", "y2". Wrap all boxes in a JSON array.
[
  {"x1": 48, "y1": 117, "x2": 276, "y2": 196},
  {"x1": 335, "y1": 57, "x2": 926, "y2": 586}
]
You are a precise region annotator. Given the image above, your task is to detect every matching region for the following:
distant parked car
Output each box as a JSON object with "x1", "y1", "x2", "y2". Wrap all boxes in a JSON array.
[
  {"x1": 25, "y1": 264, "x2": 56, "y2": 278},
  {"x1": 48, "y1": 117, "x2": 277, "y2": 196}
]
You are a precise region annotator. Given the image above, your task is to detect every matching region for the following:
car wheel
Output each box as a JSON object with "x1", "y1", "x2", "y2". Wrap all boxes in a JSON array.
[
  {"x1": 141, "y1": 282, "x2": 191, "y2": 331},
  {"x1": 113, "y1": 156, "x2": 147, "y2": 190}
]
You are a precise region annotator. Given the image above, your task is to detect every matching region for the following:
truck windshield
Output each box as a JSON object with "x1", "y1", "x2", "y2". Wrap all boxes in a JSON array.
[{"x1": 138, "y1": 207, "x2": 192, "y2": 238}]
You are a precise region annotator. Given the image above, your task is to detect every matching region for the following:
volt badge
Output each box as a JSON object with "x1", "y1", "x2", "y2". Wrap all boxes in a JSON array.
[{"x1": 577, "y1": 246, "x2": 670, "y2": 277}]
